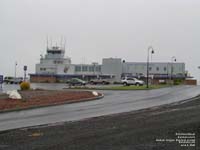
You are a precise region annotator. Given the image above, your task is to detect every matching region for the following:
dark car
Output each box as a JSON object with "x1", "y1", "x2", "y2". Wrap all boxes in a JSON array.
[
  {"x1": 89, "y1": 79, "x2": 110, "y2": 85},
  {"x1": 4, "y1": 76, "x2": 23, "y2": 84},
  {"x1": 66, "y1": 78, "x2": 86, "y2": 86}
]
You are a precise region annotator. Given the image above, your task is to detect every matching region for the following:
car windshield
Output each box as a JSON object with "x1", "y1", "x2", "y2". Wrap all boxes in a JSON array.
[
  {"x1": 73, "y1": 78, "x2": 82, "y2": 82},
  {"x1": 127, "y1": 78, "x2": 134, "y2": 80}
]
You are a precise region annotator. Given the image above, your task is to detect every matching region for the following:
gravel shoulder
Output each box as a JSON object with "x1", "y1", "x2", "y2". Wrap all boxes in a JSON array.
[{"x1": 0, "y1": 96, "x2": 200, "y2": 150}]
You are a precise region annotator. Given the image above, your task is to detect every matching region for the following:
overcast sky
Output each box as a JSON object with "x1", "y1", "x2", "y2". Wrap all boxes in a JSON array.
[{"x1": 0, "y1": 0, "x2": 200, "y2": 80}]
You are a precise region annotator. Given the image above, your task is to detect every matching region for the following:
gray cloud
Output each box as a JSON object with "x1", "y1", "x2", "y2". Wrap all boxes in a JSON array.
[{"x1": 0, "y1": 0, "x2": 200, "y2": 80}]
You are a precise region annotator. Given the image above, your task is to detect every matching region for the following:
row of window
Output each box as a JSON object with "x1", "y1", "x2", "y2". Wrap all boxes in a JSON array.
[
  {"x1": 149, "y1": 66, "x2": 173, "y2": 72},
  {"x1": 54, "y1": 60, "x2": 63, "y2": 64},
  {"x1": 40, "y1": 66, "x2": 176, "y2": 72},
  {"x1": 40, "y1": 68, "x2": 46, "y2": 71},
  {"x1": 75, "y1": 66, "x2": 101, "y2": 72},
  {"x1": 40, "y1": 68, "x2": 55, "y2": 71}
]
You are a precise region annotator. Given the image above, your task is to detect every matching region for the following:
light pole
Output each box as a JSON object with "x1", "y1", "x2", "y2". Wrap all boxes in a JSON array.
[
  {"x1": 14, "y1": 61, "x2": 17, "y2": 79},
  {"x1": 24, "y1": 66, "x2": 27, "y2": 81},
  {"x1": 198, "y1": 66, "x2": 200, "y2": 85},
  {"x1": 92, "y1": 62, "x2": 98, "y2": 78},
  {"x1": 146, "y1": 46, "x2": 155, "y2": 88},
  {"x1": 171, "y1": 56, "x2": 176, "y2": 84}
]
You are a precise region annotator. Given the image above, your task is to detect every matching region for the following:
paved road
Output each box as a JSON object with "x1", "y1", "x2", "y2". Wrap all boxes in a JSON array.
[{"x1": 0, "y1": 85, "x2": 200, "y2": 131}]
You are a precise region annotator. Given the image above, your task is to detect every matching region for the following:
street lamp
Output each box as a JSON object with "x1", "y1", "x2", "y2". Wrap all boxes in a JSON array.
[
  {"x1": 198, "y1": 66, "x2": 200, "y2": 85},
  {"x1": 92, "y1": 62, "x2": 98, "y2": 78},
  {"x1": 14, "y1": 61, "x2": 17, "y2": 79},
  {"x1": 171, "y1": 56, "x2": 176, "y2": 84},
  {"x1": 146, "y1": 46, "x2": 155, "y2": 88}
]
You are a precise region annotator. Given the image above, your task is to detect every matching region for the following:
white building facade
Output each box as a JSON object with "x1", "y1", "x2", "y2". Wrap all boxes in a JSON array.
[
  {"x1": 101, "y1": 58, "x2": 185, "y2": 81},
  {"x1": 30, "y1": 47, "x2": 186, "y2": 83}
]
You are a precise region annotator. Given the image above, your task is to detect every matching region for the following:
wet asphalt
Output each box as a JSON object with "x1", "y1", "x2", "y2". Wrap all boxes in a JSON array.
[{"x1": 0, "y1": 85, "x2": 200, "y2": 131}]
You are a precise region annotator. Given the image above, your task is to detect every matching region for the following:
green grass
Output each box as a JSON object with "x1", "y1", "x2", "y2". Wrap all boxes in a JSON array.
[
  {"x1": 70, "y1": 84, "x2": 170, "y2": 90},
  {"x1": 100, "y1": 85, "x2": 169, "y2": 90}
]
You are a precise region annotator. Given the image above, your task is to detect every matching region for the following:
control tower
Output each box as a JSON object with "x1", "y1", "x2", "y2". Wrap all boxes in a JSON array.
[{"x1": 36, "y1": 41, "x2": 71, "y2": 75}]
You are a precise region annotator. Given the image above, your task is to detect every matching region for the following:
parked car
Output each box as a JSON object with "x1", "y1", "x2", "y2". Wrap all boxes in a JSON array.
[
  {"x1": 66, "y1": 78, "x2": 86, "y2": 86},
  {"x1": 121, "y1": 77, "x2": 144, "y2": 86},
  {"x1": 4, "y1": 76, "x2": 13, "y2": 84},
  {"x1": 89, "y1": 79, "x2": 111, "y2": 85},
  {"x1": 4, "y1": 76, "x2": 23, "y2": 84}
]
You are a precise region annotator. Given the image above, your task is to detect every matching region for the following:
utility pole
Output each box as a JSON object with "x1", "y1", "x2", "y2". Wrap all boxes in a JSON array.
[
  {"x1": 14, "y1": 61, "x2": 17, "y2": 79},
  {"x1": 198, "y1": 66, "x2": 200, "y2": 85},
  {"x1": 24, "y1": 66, "x2": 27, "y2": 81},
  {"x1": 146, "y1": 46, "x2": 155, "y2": 88},
  {"x1": 171, "y1": 56, "x2": 176, "y2": 85}
]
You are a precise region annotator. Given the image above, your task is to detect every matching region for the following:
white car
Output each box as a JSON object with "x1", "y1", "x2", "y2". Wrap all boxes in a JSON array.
[{"x1": 121, "y1": 77, "x2": 144, "y2": 86}]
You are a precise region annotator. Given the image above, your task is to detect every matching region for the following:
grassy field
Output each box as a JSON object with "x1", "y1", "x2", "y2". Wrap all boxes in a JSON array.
[
  {"x1": 100, "y1": 85, "x2": 169, "y2": 90},
  {"x1": 71, "y1": 84, "x2": 170, "y2": 90}
]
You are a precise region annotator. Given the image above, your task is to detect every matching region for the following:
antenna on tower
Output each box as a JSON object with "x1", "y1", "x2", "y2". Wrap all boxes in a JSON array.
[
  {"x1": 64, "y1": 37, "x2": 66, "y2": 51},
  {"x1": 60, "y1": 36, "x2": 63, "y2": 49},
  {"x1": 46, "y1": 36, "x2": 49, "y2": 50},
  {"x1": 50, "y1": 37, "x2": 52, "y2": 48}
]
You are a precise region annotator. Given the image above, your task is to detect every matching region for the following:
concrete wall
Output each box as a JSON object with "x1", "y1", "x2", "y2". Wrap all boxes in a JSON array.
[
  {"x1": 102, "y1": 58, "x2": 122, "y2": 81},
  {"x1": 123, "y1": 62, "x2": 185, "y2": 76},
  {"x1": 36, "y1": 64, "x2": 57, "y2": 74},
  {"x1": 40, "y1": 58, "x2": 71, "y2": 65},
  {"x1": 56, "y1": 64, "x2": 75, "y2": 74}
]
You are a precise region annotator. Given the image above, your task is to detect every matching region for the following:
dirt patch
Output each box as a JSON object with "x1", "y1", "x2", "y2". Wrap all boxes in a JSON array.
[{"x1": 0, "y1": 90, "x2": 101, "y2": 111}]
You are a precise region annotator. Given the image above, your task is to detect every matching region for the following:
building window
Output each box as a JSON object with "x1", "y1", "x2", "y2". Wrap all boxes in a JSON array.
[
  {"x1": 75, "y1": 66, "x2": 81, "y2": 72},
  {"x1": 89, "y1": 66, "x2": 94, "y2": 72},
  {"x1": 156, "y1": 67, "x2": 159, "y2": 71},
  {"x1": 82, "y1": 66, "x2": 88, "y2": 72},
  {"x1": 164, "y1": 67, "x2": 167, "y2": 72},
  {"x1": 40, "y1": 68, "x2": 46, "y2": 71},
  {"x1": 149, "y1": 67, "x2": 152, "y2": 71},
  {"x1": 54, "y1": 60, "x2": 63, "y2": 64},
  {"x1": 96, "y1": 66, "x2": 101, "y2": 72}
]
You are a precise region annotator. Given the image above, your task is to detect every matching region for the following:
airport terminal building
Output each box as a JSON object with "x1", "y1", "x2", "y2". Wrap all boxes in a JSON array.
[{"x1": 30, "y1": 46, "x2": 186, "y2": 83}]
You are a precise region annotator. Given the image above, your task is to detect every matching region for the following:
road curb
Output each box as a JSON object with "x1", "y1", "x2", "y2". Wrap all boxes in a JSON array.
[
  {"x1": 63, "y1": 85, "x2": 172, "y2": 91},
  {"x1": 0, "y1": 91, "x2": 104, "y2": 114}
]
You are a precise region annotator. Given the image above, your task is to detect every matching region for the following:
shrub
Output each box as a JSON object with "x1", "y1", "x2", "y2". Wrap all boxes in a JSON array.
[
  {"x1": 20, "y1": 81, "x2": 31, "y2": 90},
  {"x1": 173, "y1": 79, "x2": 183, "y2": 85},
  {"x1": 160, "y1": 82, "x2": 167, "y2": 85}
]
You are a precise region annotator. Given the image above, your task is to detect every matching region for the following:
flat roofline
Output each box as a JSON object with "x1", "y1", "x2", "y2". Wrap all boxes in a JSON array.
[
  {"x1": 126, "y1": 62, "x2": 185, "y2": 64},
  {"x1": 29, "y1": 74, "x2": 112, "y2": 77}
]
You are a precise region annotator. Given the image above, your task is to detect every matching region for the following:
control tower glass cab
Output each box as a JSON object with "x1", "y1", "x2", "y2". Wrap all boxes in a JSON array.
[
  {"x1": 39, "y1": 45, "x2": 71, "y2": 65},
  {"x1": 45, "y1": 46, "x2": 65, "y2": 59}
]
